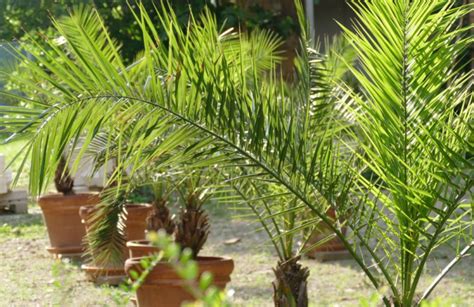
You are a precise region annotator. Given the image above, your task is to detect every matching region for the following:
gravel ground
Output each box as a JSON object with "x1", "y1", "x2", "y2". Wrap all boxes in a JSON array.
[{"x1": 0, "y1": 205, "x2": 473, "y2": 307}]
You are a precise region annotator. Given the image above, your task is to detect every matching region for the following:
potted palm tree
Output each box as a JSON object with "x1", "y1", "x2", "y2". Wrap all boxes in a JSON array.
[
  {"x1": 79, "y1": 191, "x2": 152, "y2": 285},
  {"x1": 38, "y1": 155, "x2": 100, "y2": 257},
  {"x1": 125, "y1": 171, "x2": 234, "y2": 307},
  {"x1": 1, "y1": 3, "x2": 339, "y2": 305},
  {"x1": 127, "y1": 174, "x2": 176, "y2": 258}
]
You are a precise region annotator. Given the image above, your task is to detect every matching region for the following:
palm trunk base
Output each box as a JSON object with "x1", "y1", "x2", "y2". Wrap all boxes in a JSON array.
[
  {"x1": 272, "y1": 256, "x2": 309, "y2": 307},
  {"x1": 146, "y1": 200, "x2": 175, "y2": 235}
]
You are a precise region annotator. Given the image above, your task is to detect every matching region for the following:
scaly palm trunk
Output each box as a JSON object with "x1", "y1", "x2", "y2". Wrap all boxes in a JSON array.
[
  {"x1": 272, "y1": 256, "x2": 309, "y2": 307},
  {"x1": 146, "y1": 199, "x2": 175, "y2": 235},
  {"x1": 54, "y1": 156, "x2": 74, "y2": 195},
  {"x1": 175, "y1": 193, "x2": 210, "y2": 258}
]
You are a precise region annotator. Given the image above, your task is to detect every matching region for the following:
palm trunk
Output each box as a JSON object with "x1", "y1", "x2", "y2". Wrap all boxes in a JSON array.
[
  {"x1": 175, "y1": 193, "x2": 210, "y2": 258},
  {"x1": 272, "y1": 256, "x2": 309, "y2": 307},
  {"x1": 54, "y1": 156, "x2": 74, "y2": 195},
  {"x1": 146, "y1": 199, "x2": 175, "y2": 235}
]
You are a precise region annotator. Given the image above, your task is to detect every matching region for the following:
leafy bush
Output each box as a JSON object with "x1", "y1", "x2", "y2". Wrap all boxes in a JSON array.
[{"x1": 0, "y1": 0, "x2": 297, "y2": 62}]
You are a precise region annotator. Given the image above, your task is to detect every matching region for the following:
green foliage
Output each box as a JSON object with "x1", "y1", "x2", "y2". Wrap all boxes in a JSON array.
[
  {"x1": 126, "y1": 185, "x2": 155, "y2": 204},
  {"x1": 358, "y1": 292, "x2": 384, "y2": 307},
  {"x1": 0, "y1": 1, "x2": 82, "y2": 40},
  {"x1": 0, "y1": 0, "x2": 296, "y2": 63},
  {"x1": 215, "y1": 2, "x2": 298, "y2": 38},
  {"x1": 0, "y1": 140, "x2": 29, "y2": 186},
  {"x1": 339, "y1": 0, "x2": 473, "y2": 304},
  {"x1": 0, "y1": 0, "x2": 166, "y2": 62},
  {"x1": 420, "y1": 297, "x2": 465, "y2": 307}
]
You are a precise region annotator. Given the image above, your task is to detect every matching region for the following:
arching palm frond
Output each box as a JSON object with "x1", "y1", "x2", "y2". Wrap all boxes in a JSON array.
[{"x1": 340, "y1": 0, "x2": 473, "y2": 305}]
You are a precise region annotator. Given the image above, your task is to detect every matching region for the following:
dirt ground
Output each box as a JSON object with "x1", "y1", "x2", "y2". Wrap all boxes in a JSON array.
[{"x1": 0, "y1": 204, "x2": 473, "y2": 307}]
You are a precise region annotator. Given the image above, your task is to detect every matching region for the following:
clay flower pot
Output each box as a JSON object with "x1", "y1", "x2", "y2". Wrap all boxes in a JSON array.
[
  {"x1": 80, "y1": 203, "x2": 152, "y2": 285},
  {"x1": 125, "y1": 256, "x2": 234, "y2": 307},
  {"x1": 126, "y1": 239, "x2": 159, "y2": 258},
  {"x1": 305, "y1": 208, "x2": 350, "y2": 261},
  {"x1": 38, "y1": 193, "x2": 100, "y2": 257},
  {"x1": 80, "y1": 203, "x2": 153, "y2": 247}
]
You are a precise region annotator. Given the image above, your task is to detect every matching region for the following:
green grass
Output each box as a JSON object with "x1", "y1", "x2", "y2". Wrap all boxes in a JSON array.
[
  {"x1": 0, "y1": 206, "x2": 44, "y2": 241},
  {"x1": 0, "y1": 222, "x2": 45, "y2": 240}
]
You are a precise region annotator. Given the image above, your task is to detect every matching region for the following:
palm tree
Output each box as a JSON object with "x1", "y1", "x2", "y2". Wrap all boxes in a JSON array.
[
  {"x1": 339, "y1": 1, "x2": 473, "y2": 304},
  {"x1": 0, "y1": 1, "x2": 472, "y2": 306},
  {"x1": 145, "y1": 176, "x2": 176, "y2": 236}
]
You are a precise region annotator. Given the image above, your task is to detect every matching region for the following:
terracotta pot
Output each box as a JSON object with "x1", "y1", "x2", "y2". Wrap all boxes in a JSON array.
[
  {"x1": 124, "y1": 205, "x2": 153, "y2": 241},
  {"x1": 125, "y1": 256, "x2": 234, "y2": 307},
  {"x1": 81, "y1": 264, "x2": 126, "y2": 286},
  {"x1": 79, "y1": 203, "x2": 152, "y2": 245},
  {"x1": 38, "y1": 193, "x2": 100, "y2": 257},
  {"x1": 305, "y1": 208, "x2": 349, "y2": 259},
  {"x1": 80, "y1": 203, "x2": 152, "y2": 284},
  {"x1": 126, "y1": 240, "x2": 159, "y2": 258},
  {"x1": 307, "y1": 229, "x2": 347, "y2": 252}
]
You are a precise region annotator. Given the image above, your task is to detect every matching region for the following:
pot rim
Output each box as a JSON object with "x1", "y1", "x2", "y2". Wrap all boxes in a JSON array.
[
  {"x1": 80, "y1": 203, "x2": 152, "y2": 212},
  {"x1": 39, "y1": 192, "x2": 99, "y2": 200},
  {"x1": 126, "y1": 203, "x2": 152, "y2": 209},
  {"x1": 126, "y1": 239, "x2": 153, "y2": 247},
  {"x1": 126, "y1": 255, "x2": 233, "y2": 264},
  {"x1": 81, "y1": 263, "x2": 125, "y2": 274},
  {"x1": 124, "y1": 255, "x2": 235, "y2": 282}
]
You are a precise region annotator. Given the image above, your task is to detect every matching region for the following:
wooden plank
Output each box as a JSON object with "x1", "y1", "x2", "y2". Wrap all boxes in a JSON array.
[{"x1": 0, "y1": 190, "x2": 28, "y2": 214}]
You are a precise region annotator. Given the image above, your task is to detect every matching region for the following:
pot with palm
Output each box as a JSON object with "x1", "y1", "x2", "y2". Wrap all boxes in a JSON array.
[
  {"x1": 126, "y1": 176, "x2": 175, "y2": 258},
  {"x1": 125, "y1": 173, "x2": 234, "y2": 307},
  {"x1": 38, "y1": 156, "x2": 100, "y2": 258},
  {"x1": 80, "y1": 195, "x2": 152, "y2": 285}
]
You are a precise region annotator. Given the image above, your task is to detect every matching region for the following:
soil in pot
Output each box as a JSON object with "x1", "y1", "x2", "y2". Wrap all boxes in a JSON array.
[
  {"x1": 80, "y1": 203, "x2": 152, "y2": 284},
  {"x1": 38, "y1": 193, "x2": 100, "y2": 258},
  {"x1": 125, "y1": 256, "x2": 234, "y2": 307}
]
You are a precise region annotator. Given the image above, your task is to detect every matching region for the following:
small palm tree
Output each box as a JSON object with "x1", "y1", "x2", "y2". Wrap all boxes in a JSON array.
[
  {"x1": 146, "y1": 175, "x2": 176, "y2": 236},
  {"x1": 174, "y1": 170, "x2": 212, "y2": 258},
  {"x1": 339, "y1": 1, "x2": 473, "y2": 304},
  {"x1": 54, "y1": 156, "x2": 74, "y2": 195}
]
